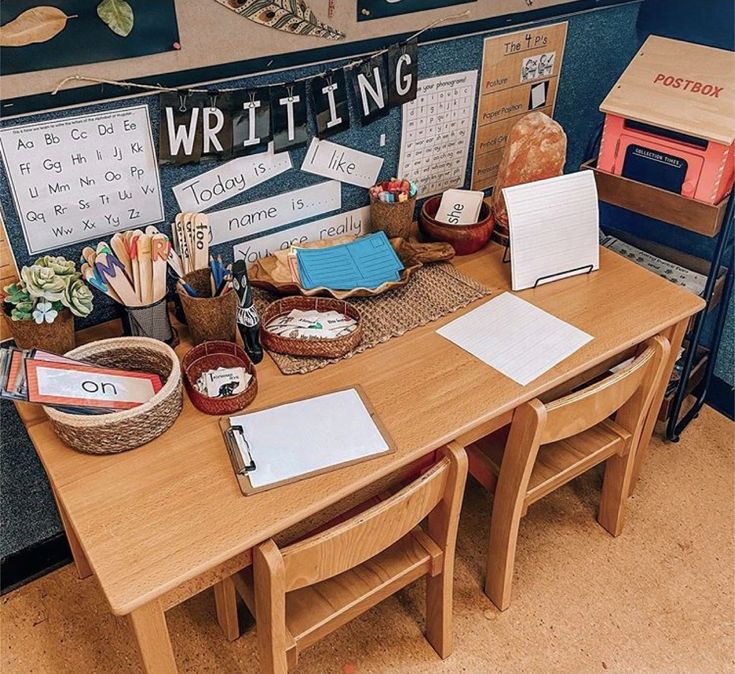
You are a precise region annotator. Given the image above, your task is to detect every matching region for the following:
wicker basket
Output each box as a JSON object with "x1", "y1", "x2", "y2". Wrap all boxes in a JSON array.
[
  {"x1": 44, "y1": 337, "x2": 183, "y2": 454},
  {"x1": 182, "y1": 341, "x2": 258, "y2": 415},
  {"x1": 261, "y1": 296, "x2": 362, "y2": 358}
]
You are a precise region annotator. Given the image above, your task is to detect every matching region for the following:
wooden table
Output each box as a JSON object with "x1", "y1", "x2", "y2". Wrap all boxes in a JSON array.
[{"x1": 17, "y1": 245, "x2": 703, "y2": 673}]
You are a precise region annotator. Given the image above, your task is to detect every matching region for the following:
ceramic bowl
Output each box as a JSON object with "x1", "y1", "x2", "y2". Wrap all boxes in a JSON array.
[{"x1": 419, "y1": 197, "x2": 494, "y2": 255}]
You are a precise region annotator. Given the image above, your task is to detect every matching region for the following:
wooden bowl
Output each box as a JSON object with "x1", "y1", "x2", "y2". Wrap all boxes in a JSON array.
[{"x1": 419, "y1": 197, "x2": 494, "y2": 255}]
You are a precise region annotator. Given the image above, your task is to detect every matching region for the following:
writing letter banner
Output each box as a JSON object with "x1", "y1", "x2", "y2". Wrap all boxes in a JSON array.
[
  {"x1": 159, "y1": 91, "x2": 204, "y2": 165},
  {"x1": 200, "y1": 91, "x2": 232, "y2": 162},
  {"x1": 351, "y1": 54, "x2": 390, "y2": 125},
  {"x1": 270, "y1": 81, "x2": 309, "y2": 152},
  {"x1": 388, "y1": 39, "x2": 418, "y2": 107},
  {"x1": 231, "y1": 87, "x2": 272, "y2": 157},
  {"x1": 310, "y1": 69, "x2": 350, "y2": 138}
]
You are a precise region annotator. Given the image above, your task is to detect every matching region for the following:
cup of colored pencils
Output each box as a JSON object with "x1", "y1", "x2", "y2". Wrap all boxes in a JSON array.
[
  {"x1": 175, "y1": 256, "x2": 238, "y2": 346},
  {"x1": 369, "y1": 178, "x2": 418, "y2": 239}
]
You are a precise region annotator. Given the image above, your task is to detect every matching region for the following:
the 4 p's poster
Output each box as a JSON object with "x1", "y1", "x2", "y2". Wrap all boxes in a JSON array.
[
  {"x1": 0, "y1": 0, "x2": 179, "y2": 75},
  {"x1": 471, "y1": 22, "x2": 568, "y2": 190}
]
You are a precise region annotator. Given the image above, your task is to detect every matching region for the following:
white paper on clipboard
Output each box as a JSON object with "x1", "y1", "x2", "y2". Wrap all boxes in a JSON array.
[{"x1": 230, "y1": 388, "x2": 390, "y2": 489}]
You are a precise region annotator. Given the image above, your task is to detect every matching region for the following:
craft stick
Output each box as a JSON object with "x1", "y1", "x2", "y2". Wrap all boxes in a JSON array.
[
  {"x1": 193, "y1": 213, "x2": 209, "y2": 271},
  {"x1": 110, "y1": 232, "x2": 133, "y2": 279},
  {"x1": 145, "y1": 225, "x2": 161, "y2": 236},
  {"x1": 82, "y1": 262, "x2": 121, "y2": 302},
  {"x1": 137, "y1": 234, "x2": 154, "y2": 305},
  {"x1": 128, "y1": 232, "x2": 143, "y2": 302},
  {"x1": 151, "y1": 234, "x2": 169, "y2": 302},
  {"x1": 95, "y1": 253, "x2": 139, "y2": 306},
  {"x1": 184, "y1": 213, "x2": 196, "y2": 274},
  {"x1": 81, "y1": 246, "x2": 97, "y2": 267}
]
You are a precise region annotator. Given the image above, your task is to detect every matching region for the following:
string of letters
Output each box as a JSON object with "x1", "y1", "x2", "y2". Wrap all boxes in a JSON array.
[{"x1": 51, "y1": 11, "x2": 470, "y2": 166}]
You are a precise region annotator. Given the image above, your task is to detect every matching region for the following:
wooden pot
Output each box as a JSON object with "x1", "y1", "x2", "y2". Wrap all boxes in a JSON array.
[{"x1": 3, "y1": 307, "x2": 76, "y2": 354}]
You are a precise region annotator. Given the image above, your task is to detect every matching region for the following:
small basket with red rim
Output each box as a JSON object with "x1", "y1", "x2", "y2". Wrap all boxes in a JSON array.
[{"x1": 181, "y1": 341, "x2": 257, "y2": 415}]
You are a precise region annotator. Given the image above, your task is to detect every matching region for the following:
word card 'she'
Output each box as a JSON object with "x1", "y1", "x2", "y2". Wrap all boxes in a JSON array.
[{"x1": 0, "y1": 105, "x2": 164, "y2": 254}]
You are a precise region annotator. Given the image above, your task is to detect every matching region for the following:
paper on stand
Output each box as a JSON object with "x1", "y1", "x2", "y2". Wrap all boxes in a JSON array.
[{"x1": 504, "y1": 171, "x2": 600, "y2": 291}]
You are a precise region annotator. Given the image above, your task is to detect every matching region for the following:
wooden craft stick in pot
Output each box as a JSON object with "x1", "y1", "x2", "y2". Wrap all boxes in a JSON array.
[
  {"x1": 95, "y1": 253, "x2": 139, "y2": 306},
  {"x1": 151, "y1": 234, "x2": 169, "y2": 302},
  {"x1": 193, "y1": 213, "x2": 209, "y2": 271},
  {"x1": 128, "y1": 230, "x2": 143, "y2": 302},
  {"x1": 110, "y1": 232, "x2": 133, "y2": 278},
  {"x1": 81, "y1": 262, "x2": 121, "y2": 303},
  {"x1": 137, "y1": 234, "x2": 154, "y2": 305}
]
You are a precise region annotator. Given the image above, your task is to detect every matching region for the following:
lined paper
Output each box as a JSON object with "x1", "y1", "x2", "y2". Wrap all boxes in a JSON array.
[
  {"x1": 296, "y1": 232, "x2": 404, "y2": 290},
  {"x1": 504, "y1": 171, "x2": 600, "y2": 291},
  {"x1": 232, "y1": 389, "x2": 389, "y2": 489},
  {"x1": 436, "y1": 292, "x2": 593, "y2": 385}
]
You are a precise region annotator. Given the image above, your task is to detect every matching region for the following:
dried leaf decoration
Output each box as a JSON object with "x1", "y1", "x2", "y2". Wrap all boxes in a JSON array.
[
  {"x1": 97, "y1": 0, "x2": 134, "y2": 37},
  {"x1": 0, "y1": 6, "x2": 76, "y2": 47},
  {"x1": 214, "y1": 0, "x2": 345, "y2": 41}
]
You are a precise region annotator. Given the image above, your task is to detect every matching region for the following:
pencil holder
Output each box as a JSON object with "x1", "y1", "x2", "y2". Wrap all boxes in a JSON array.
[
  {"x1": 122, "y1": 296, "x2": 177, "y2": 346},
  {"x1": 370, "y1": 193, "x2": 416, "y2": 239},
  {"x1": 177, "y1": 268, "x2": 237, "y2": 346}
]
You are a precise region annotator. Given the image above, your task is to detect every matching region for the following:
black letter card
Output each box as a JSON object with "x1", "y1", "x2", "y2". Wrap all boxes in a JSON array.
[
  {"x1": 310, "y1": 69, "x2": 350, "y2": 138},
  {"x1": 231, "y1": 87, "x2": 272, "y2": 156},
  {"x1": 270, "y1": 81, "x2": 309, "y2": 152},
  {"x1": 351, "y1": 54, "x2": 389, "y2": 124},
  {"x1": 388, "y1": 40, "x2": 418, "y2": 106}
]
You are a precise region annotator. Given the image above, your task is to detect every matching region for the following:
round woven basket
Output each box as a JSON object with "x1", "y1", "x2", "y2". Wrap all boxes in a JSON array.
[
  {"x1": 261, "y1": 296, "x2": 362, "y2": 358},
  {"x1": 44, "y1": 337, "x2": 183, "y2": 454},
  {"x1": 181, "y1": 341, "x2": 258, "y2": 415}
]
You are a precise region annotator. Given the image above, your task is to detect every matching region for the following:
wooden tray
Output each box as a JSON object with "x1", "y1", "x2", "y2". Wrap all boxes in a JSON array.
[{"x1": 248, "y1": 236, "x2": 454, "y2": 299}]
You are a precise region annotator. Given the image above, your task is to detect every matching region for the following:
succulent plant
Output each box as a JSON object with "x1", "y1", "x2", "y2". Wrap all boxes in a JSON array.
[
  {"x1": 21, "y1": 264, "x2": 66, "y2": 301},
  {"x1": 35, "y1": 255, "x2": 77, "y2": 276},
  {"x1": 3, "y1": 256, "x2": 93, "y2": 323},
  {"x1": 62, "y1": 277, "x2": 93, "y2": 318}
]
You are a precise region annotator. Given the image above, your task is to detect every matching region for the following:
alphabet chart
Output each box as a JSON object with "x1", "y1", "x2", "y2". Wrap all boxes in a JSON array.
[
  {"x1": 398, "y1": 70, "x2": 478, "y2": 197},
  {"x1": 0, "y1": 105, "x2": 163, "y2": 254}
]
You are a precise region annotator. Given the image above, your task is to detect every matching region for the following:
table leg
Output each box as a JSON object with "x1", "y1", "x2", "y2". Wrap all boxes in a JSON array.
[
  {"x1": 50, "y1": 483, "x2": 92, "y2": 579},
  {"x1": 214, "y1": 577, "x2": 240, "y2": 641},
  {"x1": 630, "y1": 318, "x2": 688, "y2": 493},
  {"x1": 129, "y1": 600, "x2": 178, "y2": 674}
]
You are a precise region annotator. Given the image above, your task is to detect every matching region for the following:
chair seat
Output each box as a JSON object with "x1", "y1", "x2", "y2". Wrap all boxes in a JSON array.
[
  {"x1": 468, "y1": 418, "x2": 632, "y2": 508},
  {"x1": 238, "y1": 528, "x2": 441, "y2": 663}
]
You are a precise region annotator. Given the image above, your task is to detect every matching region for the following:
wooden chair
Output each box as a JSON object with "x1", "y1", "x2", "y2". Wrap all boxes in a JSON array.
[
  {"x1": 232, "y1": 442, "x2": 468, "y2": 674},
  {"x1": 467, "y1": 335, "x2": 670, "y2": 611}
]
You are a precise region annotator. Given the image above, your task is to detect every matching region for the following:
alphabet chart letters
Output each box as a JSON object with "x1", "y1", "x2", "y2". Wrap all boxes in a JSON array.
[
  {"x1": 398, "y1": 70, "x2": 478, "y2": 197},
  {"x1": 0, "y1": 105, "x2": 164, "y2": 254}
]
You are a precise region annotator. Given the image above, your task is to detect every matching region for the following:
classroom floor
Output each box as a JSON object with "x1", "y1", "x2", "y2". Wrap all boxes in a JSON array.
[{"x1": 1, "y1": 405, "x2": 733, "y2": 674}]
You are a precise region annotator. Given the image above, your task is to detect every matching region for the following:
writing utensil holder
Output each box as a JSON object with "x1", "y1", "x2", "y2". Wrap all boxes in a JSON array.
[
  {"x1": 370, "y1": 194, "x2": 416, "y2": 239},
  {"x1": 122, "y1": 295, "x2": 178, "y2": 346},
  {"x1": 177, "y1": 268, "x2": 238, "y2": 346}
]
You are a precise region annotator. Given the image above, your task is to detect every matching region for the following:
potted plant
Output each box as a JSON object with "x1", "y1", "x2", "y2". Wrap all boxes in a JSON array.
[{"x1": 2, "y1": 255, "x2": 94, "y2": 353}]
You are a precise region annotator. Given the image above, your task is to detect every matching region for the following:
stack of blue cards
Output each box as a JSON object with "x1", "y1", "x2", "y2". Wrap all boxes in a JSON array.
[{"x1": 296, "y1": 232, "x2": 405, "y2": 290}]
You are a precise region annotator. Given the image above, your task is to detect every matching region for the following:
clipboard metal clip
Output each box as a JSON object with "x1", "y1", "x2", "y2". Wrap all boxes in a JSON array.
[{"x1": 224, "y1": 424, "x2": 256, "y2": 474}]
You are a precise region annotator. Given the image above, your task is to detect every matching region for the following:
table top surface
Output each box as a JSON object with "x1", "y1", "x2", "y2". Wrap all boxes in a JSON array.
[{"x1": 22, "y1": 245, "x2": 703, "y2": 615}]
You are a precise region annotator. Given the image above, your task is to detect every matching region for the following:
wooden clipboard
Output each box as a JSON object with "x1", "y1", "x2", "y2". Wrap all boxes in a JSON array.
[{"x1": 219, "y1": 385, "x2": 396, "y2": 496}]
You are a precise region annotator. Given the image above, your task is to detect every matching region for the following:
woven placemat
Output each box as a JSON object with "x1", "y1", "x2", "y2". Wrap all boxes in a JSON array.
[{"x1": 254, "y1": 262, "x2": 492, "y2": 375}]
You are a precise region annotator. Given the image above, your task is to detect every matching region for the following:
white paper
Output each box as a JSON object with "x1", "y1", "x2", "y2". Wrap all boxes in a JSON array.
[
  {"x1": 0, "y1": 106, "x2": 164, "y2": 254},
  {"x1": 172, "y1": 149, "x2": 291, "y2": 211},
  {"x1": 398, "y1": 70, "x2": 478, "y2": 197},
  {"x1": 232, "y1": 388, "x2": 389, "y2": 489},
  {"x1": 437, "y1": 292, "x2": 593, "y2": 385},
  {"x1": 505, "y1": 171, "x2": 600, "y2": 291},
  {"x1": 301, "y1": 138, "x2": 383, "y2": 188},
  {"x1": 233, "y1": 206, "x2": 370, "y2": 265},
  {"x1": 207, "y1": 180, "x2": 341, "y2": 245}
]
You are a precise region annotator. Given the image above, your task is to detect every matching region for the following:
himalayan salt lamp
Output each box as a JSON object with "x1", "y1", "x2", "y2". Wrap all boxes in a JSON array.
[{"x1": 492, "y1": 112, "x2": 567, "y2": 242}]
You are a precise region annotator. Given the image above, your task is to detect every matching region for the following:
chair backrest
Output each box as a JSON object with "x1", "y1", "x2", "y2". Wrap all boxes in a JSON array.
[
  {"x1": 539, "y1": 335, "x2": 670, "y2": 445},
  {"x1": 278, "y1": 449, "x2": 458, "y2": 591}
]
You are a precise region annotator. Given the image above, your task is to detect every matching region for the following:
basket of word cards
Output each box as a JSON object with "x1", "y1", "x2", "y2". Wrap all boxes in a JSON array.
[{"x1": 260, "y1": 297, "x2": 363, "y2": 359}]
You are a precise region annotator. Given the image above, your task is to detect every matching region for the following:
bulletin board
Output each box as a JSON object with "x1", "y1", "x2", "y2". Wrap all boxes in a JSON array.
[
  {"x1": 2, "y1": 0, "x2": 633, "y2": 115},
  {"x1": 0, "y1": 2, "x2": 643, "y2": 329}
]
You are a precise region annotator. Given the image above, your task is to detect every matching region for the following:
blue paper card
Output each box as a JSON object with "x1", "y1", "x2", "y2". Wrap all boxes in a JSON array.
[{"x1": 297, "y1": 232, "x2": 404, "y2": 290}]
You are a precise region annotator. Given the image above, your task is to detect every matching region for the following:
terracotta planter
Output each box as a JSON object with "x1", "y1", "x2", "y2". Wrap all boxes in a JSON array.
[{"x1": 3, "y1": 307, "x2": 76, "y2": 354}]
